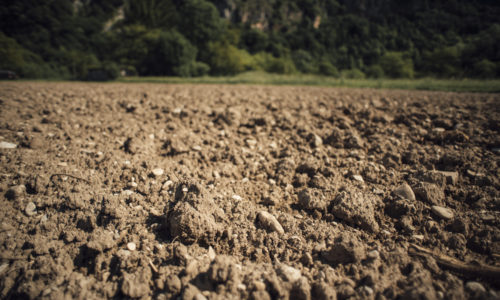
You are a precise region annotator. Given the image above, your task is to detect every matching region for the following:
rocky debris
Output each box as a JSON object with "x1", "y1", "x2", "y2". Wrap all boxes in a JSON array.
[
  {"x1": 331, "y1": 190, "x2": 379, "y2": 232},
  {"x1": 298, "y1": 189, "x2": 328, "y2": 211},
  {"x1": 257, "y1": 211, "x2": 284, "y2": 234},
  {"x1": 323, "y1": 234, "x2": 365, "y2": 265},
  {"x1": 431, "y1": 205, "x2": 454, "y2": 220},
  {"x1": 392, "y1": 183, "x2": 416, "y2": 201},
  {"x1": 5, "y1": 184, "x2": 26, "y2": 200}
]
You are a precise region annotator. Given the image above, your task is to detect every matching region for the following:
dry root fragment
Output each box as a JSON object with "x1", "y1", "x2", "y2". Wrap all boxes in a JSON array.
[{"x1": 409, "y1": 244, "x2": 500, "y2": 281}]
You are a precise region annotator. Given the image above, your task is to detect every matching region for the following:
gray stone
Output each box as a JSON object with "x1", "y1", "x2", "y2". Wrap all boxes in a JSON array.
[
  {"x1": 431, "y1": 206, "x2": 454, "y2": 220},
  {"x1": 393, "y1": 183, "x2": 415, "y2": 201}
]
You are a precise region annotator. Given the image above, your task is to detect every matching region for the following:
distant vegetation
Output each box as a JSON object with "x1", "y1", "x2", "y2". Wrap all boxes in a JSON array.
[{"x1": 1, "y1": 0, "x2": 499, "y2": 80}]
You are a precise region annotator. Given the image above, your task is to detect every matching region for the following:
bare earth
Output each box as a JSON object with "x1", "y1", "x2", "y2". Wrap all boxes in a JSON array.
[{"x1": 0, "y1": 82, "x2": 499, "y2": 299}]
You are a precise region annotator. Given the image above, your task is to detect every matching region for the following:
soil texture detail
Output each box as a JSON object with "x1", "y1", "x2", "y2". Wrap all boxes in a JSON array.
[{"x1": 0, "y1": 82, "x2": 499, "y2": 299}]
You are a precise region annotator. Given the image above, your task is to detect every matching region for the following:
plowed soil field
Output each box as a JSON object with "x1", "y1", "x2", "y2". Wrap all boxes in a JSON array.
[{"x1": 0, "y1": 82, "x2": 499, "y2": 299}]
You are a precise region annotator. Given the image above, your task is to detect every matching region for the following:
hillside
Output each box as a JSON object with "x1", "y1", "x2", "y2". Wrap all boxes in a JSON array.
[{"x1": 1, "y1": 0, "x2": 499, "y2": 79}]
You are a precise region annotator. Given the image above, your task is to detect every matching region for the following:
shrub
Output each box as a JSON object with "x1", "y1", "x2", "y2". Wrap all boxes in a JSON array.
[
  {"x1": 207, "y1": 42, "x2": 254, "y2": 75},
  {"x1": 341, "y1": 68, "x2": 366, "y2": 79},
  {"x1": 142, "y1": 30, "x2": 198, "y2": 76},
  {"x1": 472, "y1": 59, "x2": 496, "y2": 78},
  {"x1": 318, "y1": 60, "x2": 339, "y2": 77},
  {"x1": 292, "y1": 50, "x2": 317, "y2": 73},
  {"x1": 365, "y1": 64, "x2": 384, "y2": 78},
  {"x1": 379, "y1": 51, "x2": 414, "y2": 78},
  {"x1": 101, "y1": 61, "x2": 120, "y2": 80},
  {"x1": 253, "y1": 52, "x2": 296, "y2": 74}
]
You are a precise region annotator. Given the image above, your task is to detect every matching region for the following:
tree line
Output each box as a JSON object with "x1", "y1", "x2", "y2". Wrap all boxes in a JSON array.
[{"x1": 1, "y1": 0, "x2": 499, "y2": 79}]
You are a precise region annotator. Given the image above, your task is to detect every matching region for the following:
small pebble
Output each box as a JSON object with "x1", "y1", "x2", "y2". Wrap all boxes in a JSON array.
[
  {"x1": 127, "y1": 242, "x2": 136, "y2": 251},
  {"x1": 367, "y1": 250, "x2": 379, "y2": 259},
  {"x1": 352, "y1": 174, "x2": 364, "y2": 182},
  {"x1": 465, "y1": 281, "x2": 486, "y2": 294},
  {"x1": 232, "y1": 195, "x2": 242, "y2": 201},
  {"x1": 431, "y1": 205, "x2": 454, "y2": 220},
  {"x1": 152, "y1": 168, "x2": 164, "y2": 177},
  {"x1": 25, "y1": 202, "x2": 37, "y2": 216},
  {"x1": 393, "y1": 183, "x2": 416, "y2": 201},
  {"x1": 257, "y1": 211, "x2": 284, "y2": 234}
]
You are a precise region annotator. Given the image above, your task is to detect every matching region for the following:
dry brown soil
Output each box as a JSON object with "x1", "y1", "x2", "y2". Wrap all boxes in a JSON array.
[{"x1": 0, "y1": 82, "x2": 499, "y2": 300}]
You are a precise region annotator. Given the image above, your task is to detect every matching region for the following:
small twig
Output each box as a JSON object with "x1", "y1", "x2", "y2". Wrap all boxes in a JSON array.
[
  {"x1": 409, "y1": 244, "x2": 500, "y2": 280},
  {"x1": 148, "y1": 258, "x2": 158, "y2": 273},
  {"x1": 50, "y1": 173, "x2": 90, "y2": 184}
]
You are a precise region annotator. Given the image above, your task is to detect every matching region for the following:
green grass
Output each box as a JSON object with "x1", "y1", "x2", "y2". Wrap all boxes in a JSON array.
[{"x1": 117, "y1": 71, "x2": 500, "y2": 93}]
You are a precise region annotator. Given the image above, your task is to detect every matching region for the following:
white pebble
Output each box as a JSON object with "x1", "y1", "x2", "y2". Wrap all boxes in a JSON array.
[
  {"x1": 0, "y1": 141, "x2": 17, "y2": 149},
  {"x1": 127, "y1": 242, "x2": 136, "y2": 251},
  {"x1": 232, "y1": 195, "x2": 242, "y2": 201},
  {"x1": 152, "y1": 168, "x2": 164, "y2": 177},
  {"x1": 25, "y1": 202, "x2": 37, "y2": 216}
]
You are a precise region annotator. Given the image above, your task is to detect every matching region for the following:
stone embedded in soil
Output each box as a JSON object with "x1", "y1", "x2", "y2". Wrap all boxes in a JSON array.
[
  {"x1": 5, "y1": 185, "x2": 26, "y2": 200},
  {"x1": 431, "y1": 205, "x2": 454, "y2": 220},
  {"x1": 25, "y1": 202, "x2": 37, "y2": 216},
  {"x1": 393, "y1": 183, "x2": 416, "y2": 201},
  {"x1": 331, "y1": 190, "x2": 380, "y2": 232},
  {"x1": 257, "y1": 211, "x2": 285, "y2": 234}
]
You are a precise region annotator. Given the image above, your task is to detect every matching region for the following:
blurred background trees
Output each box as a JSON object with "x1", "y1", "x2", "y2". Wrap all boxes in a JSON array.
[{"x1": 1, "y1": 0, "x2": 499, "y2": 79}]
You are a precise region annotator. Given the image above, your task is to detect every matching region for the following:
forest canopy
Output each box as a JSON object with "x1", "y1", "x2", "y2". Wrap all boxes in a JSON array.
[{"x1": 1, "y1": 0, "x2": 499, "y2": 79}]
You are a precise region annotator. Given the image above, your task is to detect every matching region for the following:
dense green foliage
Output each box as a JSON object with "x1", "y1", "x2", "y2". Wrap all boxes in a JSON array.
[{"x1": 1, "y1": 0, "x2": 499, "y2": 79}]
